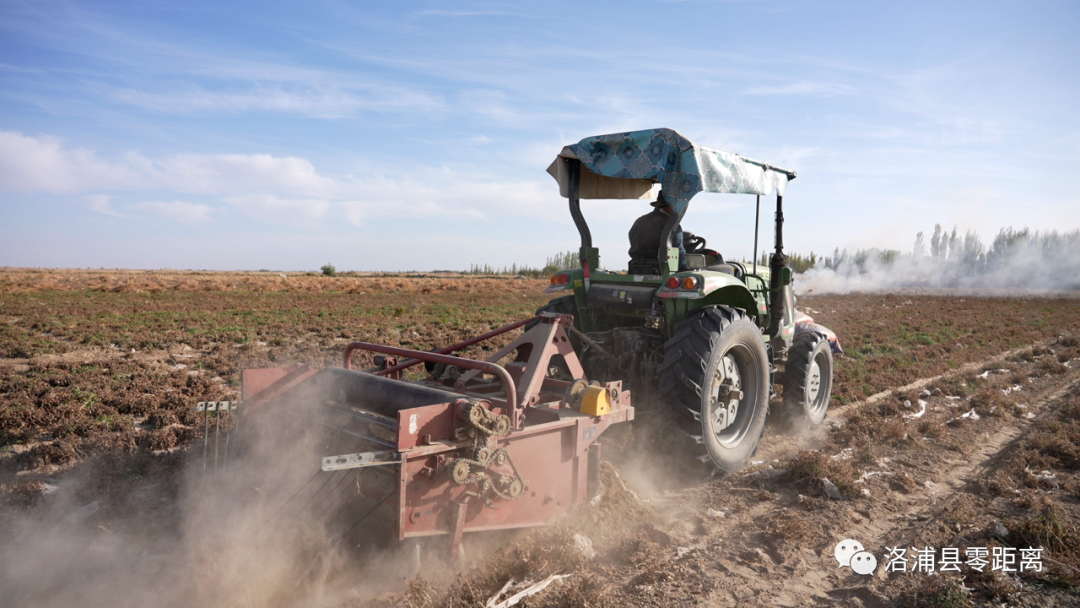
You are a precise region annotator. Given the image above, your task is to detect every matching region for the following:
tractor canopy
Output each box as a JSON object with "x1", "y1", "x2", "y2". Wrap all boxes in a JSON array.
[{"x1": 547, "y1": 128, "x2": 796, "y2": 213}]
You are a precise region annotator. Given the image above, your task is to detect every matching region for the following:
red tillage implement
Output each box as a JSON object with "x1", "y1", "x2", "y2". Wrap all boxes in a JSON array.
[{"x1": 197, "y1": 313, "x2": 633, "y2": 556}]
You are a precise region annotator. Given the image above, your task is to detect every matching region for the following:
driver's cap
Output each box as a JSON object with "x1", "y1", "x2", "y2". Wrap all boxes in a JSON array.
[{"x1": 649, "y1": 190, "x2": 668, "y2": 207}]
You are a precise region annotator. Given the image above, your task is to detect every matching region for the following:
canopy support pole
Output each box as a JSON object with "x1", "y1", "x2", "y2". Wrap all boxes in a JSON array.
[
  {"x1": 752, "y1": 194, "x2": 761, "y2": 275},
  {"x1": 566, "y1": 159, "x2": 592, "y2": 271},
  {"x1": 660, "y1": 193, "x2": 688, "y2": 276},
  {"x1": 767, "y1": 194, "x2": 788, "y2": 339}
]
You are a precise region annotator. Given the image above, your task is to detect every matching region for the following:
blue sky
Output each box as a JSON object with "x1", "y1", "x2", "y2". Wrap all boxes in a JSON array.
[{"x1": 1, "y1": 0, "x2": 1077, "y2": 271}]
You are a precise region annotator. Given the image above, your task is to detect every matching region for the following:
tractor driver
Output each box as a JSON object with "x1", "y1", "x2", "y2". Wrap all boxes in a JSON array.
[{"x1": 628, "y1": 190, "x2": 687, "y2": 272}]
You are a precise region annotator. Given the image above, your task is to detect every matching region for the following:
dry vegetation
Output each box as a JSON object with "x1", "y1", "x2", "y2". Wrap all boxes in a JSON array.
[
  {"x1": 2, "y1": 268, "x2": 1080, "y2": 607},
  {"x1": 0, "y1": 269, "x2": 549, "y2": 472}
]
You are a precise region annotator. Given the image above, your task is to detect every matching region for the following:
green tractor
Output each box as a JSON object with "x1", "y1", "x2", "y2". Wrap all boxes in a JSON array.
[{"x1": 537, "y1": 128, "x2": 843, "y2": 475}]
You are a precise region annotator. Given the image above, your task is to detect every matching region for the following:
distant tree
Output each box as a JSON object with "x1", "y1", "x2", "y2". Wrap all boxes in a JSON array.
[
  {"x1": 321, "y1": 263, "x2": 336, "y2": 277},
  {"x1": 913, "y1": 231, "x2": 926, "y2": 258},
  {"x1": 545, "y1": 251, "x2": 581, "y2": 272},
  {"x1": 877, "y1": 249, "x2": 899, "y2": 265},
  {"x1": 788, "y1": 251, "x2": 818, "y2": 273},
  {"x1": 960, "y1": 230, "x2": 986, "y2": 270},
  {"x1": 947, "y1": 227, "x2": 961, "y2": 261}
]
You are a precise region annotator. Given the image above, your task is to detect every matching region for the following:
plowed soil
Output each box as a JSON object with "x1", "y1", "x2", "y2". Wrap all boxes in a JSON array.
[{"x1": 2, "y1": 268, "x2": 1079, "y2": 607}]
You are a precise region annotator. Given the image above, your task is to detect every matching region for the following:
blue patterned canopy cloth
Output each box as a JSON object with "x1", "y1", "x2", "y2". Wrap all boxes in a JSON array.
[{"x1": 547, "y1": 128, "x2": 795, "y2": 214}]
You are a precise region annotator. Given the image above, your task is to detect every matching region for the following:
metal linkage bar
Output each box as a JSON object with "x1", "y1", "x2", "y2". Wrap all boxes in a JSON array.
[
  {"x1": 341, "y1": 342, "x2": 518, "y2": 412},
  {"x1": 321, "y1": 450, "x2": 401, "y2": 472},
  {"x1": 343, "y1": 317, "x2": 538, "y2": 377}
]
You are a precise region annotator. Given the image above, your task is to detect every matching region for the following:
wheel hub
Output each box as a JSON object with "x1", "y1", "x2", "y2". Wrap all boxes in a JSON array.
[
  {"x1": 807, "y1": 359, "x2": 822, "y2": 402},
  {"x1": 710, "y1": 355, "x2": 743, "y2": 431}
]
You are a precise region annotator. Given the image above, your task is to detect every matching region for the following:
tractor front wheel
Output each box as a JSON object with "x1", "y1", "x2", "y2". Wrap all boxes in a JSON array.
[
  {"x1": 658, "y1": 306, "x2": 770, "y2": 475},
  {"x1": 778, "y1": 331, "x2": 833, "y2": 431}
]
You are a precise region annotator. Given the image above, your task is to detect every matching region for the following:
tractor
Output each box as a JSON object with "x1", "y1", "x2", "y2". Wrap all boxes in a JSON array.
[
  {"x1": 196, "y1": 129, "x2": 841, "y2": 558},
  {"x1": 537, "y1": 128, "x2": 842, "y2": 474}
]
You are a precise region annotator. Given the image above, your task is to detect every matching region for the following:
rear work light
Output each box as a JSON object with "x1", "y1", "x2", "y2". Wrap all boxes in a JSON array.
[
  {"x1": 550, "y1": 273, "x2": 570, "y2": 286},
  {"x1": 666, "y1": 277, "x2": 680, "y2": 289}
]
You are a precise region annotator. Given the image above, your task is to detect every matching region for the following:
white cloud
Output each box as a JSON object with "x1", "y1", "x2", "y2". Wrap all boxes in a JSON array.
[
  {"x1": 157, "y1": 153, "x2": 342, "y2": 197},
  {"x1": 0, "y1": 4, "x2": 448, "y2": 120},
  {"x1": 744, "y1": 81, "x2": 854, "y2": 96},
  {"x1": 130, "y1": 201, "x2": 217, "y2": 225},
  {"x1": 222, "y1": 194, "x2": 333, "y2": 226},
  {"x1": 101, "y1": 83, "x2": 444, "y2": 118},
  {"x1": 84, "y1": 194, "x2": 125, "y2": 217},
  {"x1": 0, "y1": 131, "x2": 145, "y2": 194},
  {"x1": 0, "y1": 131, "x2": 559, "y2": 227}
]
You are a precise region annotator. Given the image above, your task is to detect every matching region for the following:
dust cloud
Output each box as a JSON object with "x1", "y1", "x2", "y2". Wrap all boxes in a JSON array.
[
  {"x1": 0, "y1": 388, "x2": 419, "y2": 607},
  {"x1": 796, "y1": 226, "x2": 1080, "y2": 295}
]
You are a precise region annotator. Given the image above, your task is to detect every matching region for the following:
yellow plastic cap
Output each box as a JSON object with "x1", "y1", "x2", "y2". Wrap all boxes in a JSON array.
[{"x1": 580, "y1": 385, "x2": 612, "y2": 417}]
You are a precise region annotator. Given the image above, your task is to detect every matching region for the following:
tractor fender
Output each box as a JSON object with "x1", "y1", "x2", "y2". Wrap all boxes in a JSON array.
[
  {"x1": 657, "y1": 271, "x2": 760, "y2": 320},
  {"x1": 656, "y1": 271, "x2": 747, "y2": 300},
  {"x1": 795, "y1": 319, "x2": 844, "y2": 355},
  {"x1": 691, "y1": 283, "x2": 759, "y2": 319}
]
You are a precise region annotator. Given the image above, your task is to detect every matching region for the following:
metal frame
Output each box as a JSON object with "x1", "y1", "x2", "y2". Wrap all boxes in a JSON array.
[
  {"x1": 343, "y1": 317, "x2": 537, "y2": 378},
  {"x1": 562, "y1": 156, "x2": 792, "y2": 293},
  {"x1": 241, "y1": 313, "x2": 634, "y2": 557}
]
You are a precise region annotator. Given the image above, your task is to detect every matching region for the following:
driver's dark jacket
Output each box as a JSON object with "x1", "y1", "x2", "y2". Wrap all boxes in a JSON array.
[{"x1": 628, "y1": 207, "x2": 686, "y2": 270}]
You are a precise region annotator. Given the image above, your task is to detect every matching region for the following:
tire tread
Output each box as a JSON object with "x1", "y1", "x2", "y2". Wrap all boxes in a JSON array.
[
  {"x1": 656, "y1": 307, "x2": 767, "y2": 473},
  {"x1": 778, "y1": 331, "x2": 832, "y2": 429}
]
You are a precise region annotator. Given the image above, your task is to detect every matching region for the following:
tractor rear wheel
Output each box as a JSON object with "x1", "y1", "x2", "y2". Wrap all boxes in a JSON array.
[
  {"x1": 778, "y1": 331, "x2": 833, "y2": 431},
  {"x1": 657, "y1": 306, "x2": 769, "y2": 475}
]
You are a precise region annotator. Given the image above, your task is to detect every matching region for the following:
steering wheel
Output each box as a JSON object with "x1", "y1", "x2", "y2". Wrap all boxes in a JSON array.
[{"x1": 684, "y1": 232, "x2": 707, "y2": 253}]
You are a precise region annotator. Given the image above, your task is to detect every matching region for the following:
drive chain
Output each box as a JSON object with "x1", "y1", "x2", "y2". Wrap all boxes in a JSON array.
[{"x1": 448, "y1": 447, "x2": 524, "y2": 501}]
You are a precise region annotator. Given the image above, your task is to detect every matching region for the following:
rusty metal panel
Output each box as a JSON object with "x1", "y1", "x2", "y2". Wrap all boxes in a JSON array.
[
  {"x1": 398, "y1": 423, "x2": 589, "y2": 538},
  {"x1": 241, "y1": 367, "x2": 292, "y2": 400},
  {"x1": 241, "y1": 364, "x2": 318, "y2": 409},
  {"x1": 396, "y1": 402, "x2": 456, "y2": 450}
]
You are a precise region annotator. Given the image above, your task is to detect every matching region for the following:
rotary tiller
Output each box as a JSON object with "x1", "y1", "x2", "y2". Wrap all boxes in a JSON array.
[{"x1": 197, "y1": 313, "x2": 632, "y2": 556}]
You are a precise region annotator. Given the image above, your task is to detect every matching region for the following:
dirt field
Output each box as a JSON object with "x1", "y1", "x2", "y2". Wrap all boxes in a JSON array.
[{"x1": 2, "y1": 268, "x2": 1079, "y2": 607}]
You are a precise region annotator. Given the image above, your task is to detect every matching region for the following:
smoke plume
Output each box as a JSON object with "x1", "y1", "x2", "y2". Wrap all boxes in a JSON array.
[{"x1": 796, "y1": 226, "x2": 1080, "y2": 295}]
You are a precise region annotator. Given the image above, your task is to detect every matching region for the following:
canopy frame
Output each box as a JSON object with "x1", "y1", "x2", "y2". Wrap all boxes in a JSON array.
[{"x1": 549, "y1": 129, "x2": 794, "y2": 297}]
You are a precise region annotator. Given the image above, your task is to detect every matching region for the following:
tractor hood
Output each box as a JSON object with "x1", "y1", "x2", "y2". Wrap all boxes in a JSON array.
[{"x1": 547, "y1": 128, "x2": 795, "y2": 213}]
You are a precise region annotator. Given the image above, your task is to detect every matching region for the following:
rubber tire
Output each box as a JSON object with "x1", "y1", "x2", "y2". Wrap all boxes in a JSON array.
[
  {"x1": 779, "y1": 331, "x2": 833, "y2": 430},
  {"x1": 657, "y1": 306, "x2": 770, "y2": 475}
]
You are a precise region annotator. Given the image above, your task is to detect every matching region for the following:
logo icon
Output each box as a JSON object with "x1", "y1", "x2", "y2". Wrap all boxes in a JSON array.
[
  {"x1": 850, "y1": 550, "x2": 877, "y2": 575},
  {"x1": 835, "y1": 539, "x2": 877, "y2": 575},
  {"x1": 834, "y1": 539, "x2": 864, "y2": 567}
]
